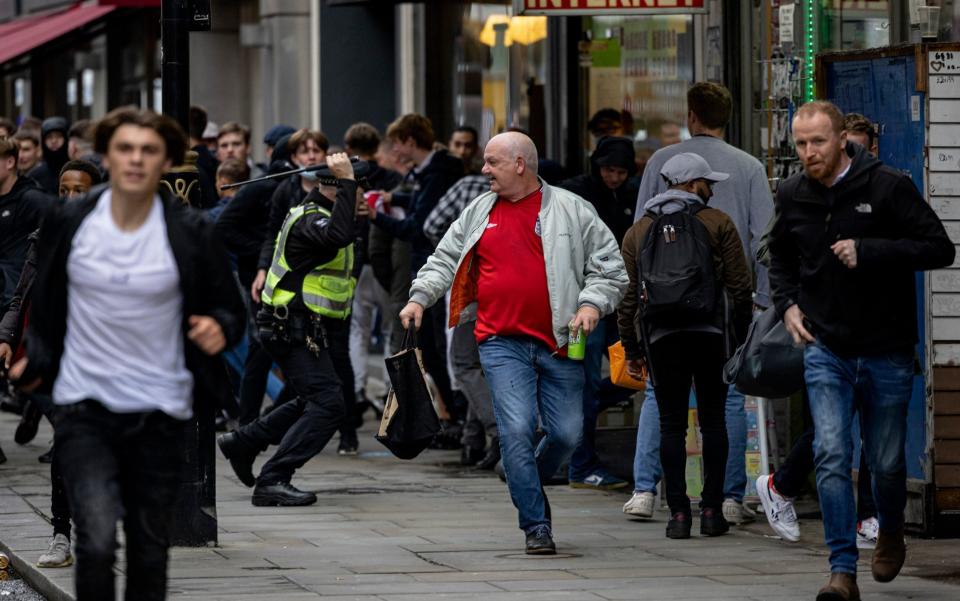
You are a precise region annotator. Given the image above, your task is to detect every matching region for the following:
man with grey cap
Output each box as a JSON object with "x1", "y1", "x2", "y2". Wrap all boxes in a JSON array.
[
  {"x1": 626, "y1": 82, "x2": 773, "y2": 525},
  {"x1": 619, "y1": 152, "x2": 753, "y2": 539}
]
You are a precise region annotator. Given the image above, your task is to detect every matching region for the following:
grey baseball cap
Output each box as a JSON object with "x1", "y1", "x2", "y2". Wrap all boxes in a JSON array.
[{"x1": 660, "y1": 152, "x2": 730, "y2": 185}]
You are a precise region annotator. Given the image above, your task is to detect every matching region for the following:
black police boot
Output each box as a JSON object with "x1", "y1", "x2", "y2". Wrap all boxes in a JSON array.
[
  {"x1": 217, "y1": 432, "x2": 257, "y2": 488},
  {"x1": 252, "y1": 482, "x2": 317, "y2": 507}
]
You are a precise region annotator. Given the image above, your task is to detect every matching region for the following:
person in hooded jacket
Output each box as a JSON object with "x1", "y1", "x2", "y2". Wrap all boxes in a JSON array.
[
  {"x1": 559, "y1": 136, "x2": 639, "y2": 490},
  {"x1": 216, "y1": 132, "x2": 295, "y2": 426},
  {"x1": 26, "y1": 117, "x2": 70, "y2": 196},
  {"x1": 618, "y1": 152, "x2": 752, "y2": 540},
  {"x1": 0, "y1": 137, "x2": 54, "y2": 307}
]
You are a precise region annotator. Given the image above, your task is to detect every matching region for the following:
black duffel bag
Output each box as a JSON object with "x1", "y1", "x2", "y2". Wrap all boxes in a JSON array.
[
  {"x1": 376, "y1": 326, "x2": 442, "y2": 459},
  {"x1": 723, "y1": 306, "x2": 805, "y2": 398}
]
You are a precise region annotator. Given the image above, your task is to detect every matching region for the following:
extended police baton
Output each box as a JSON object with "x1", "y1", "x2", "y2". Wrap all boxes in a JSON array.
[{"x1": 220, "y1": 156, "x2": 363, "y2": 190}]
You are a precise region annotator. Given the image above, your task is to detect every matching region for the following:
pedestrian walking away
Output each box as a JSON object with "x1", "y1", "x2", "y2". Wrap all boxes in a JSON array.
[
  {"x1": 766, "y1": 100, "x2": 955, "y2": 601},
  {"x1": 9, "y1": 106, "x2": 245, "y2": 601},
  {"x1": 619, "y1": 152, "x2": 753, "y2": 540},
  {"x1": 218, "y1": 152, "x2": 365, "y2": 507},
  {"x1": 629, "y1": 82, "x2": 773, "y2": 525},
  {"x1": 400, "y1": 131, "x2": 627, "y2": 555}
]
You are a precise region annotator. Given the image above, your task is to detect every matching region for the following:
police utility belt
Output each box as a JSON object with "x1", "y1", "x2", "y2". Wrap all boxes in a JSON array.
[{"x1": 257, "y1": 304, "x2": 328, "y2": 354}]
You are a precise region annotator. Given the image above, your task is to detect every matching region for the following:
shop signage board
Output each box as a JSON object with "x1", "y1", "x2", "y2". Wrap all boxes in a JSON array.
[{"x1": 514, "y1": 0, "x2": 706, "y2": 16}]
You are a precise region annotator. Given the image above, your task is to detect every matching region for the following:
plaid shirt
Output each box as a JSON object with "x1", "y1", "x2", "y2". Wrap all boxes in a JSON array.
[{"x1": 423, "y1": 174, "x2": 490, "y2": 246}]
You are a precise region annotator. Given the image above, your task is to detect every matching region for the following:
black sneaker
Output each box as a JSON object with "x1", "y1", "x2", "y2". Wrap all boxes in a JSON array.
[
  {"x1": 524, "y1": 524, "x2": 556, "y2": 555},
  {"x1": 217, "y1": 432, "x2": 257, "y2": 487},
  {"x1": 15, "y1": 398, "x2": 43, "y2": 445},
  {"x1": 338, "y1": 430, "x2": 359, "y2": 456},
  {"x1": 252, "y1": 481, "x2": 317, "y2": 507},
  {"x1": 474, "y1": 439, "x2": 501, "y2": 471},
  {"x1": 700, "y1": 507, "x2": 730, "y2": 537},
  {"x1": 666, "y1": 512, "x2": 692, "y2": 539}
]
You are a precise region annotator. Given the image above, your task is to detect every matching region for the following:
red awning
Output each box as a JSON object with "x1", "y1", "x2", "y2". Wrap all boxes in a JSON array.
[{"x1": 0, "y1": 4, "x2": 116, "y2": 66}]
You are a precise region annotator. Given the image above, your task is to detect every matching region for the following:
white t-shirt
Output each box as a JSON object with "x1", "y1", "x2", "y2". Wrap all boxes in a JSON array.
[{"x1": 53, "y1": 191, "x2": 194, "y2": 419}]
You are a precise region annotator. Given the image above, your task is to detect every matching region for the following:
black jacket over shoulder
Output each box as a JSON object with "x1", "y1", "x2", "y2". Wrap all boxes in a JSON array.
[
  {"x1": 767, "y1": 145, "x2": 955, "y2": 356},
  {"x1": 23, "y1": 185, "x2": 246, "y2": 411}
]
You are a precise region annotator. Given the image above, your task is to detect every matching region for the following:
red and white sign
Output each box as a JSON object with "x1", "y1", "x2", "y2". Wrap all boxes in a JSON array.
[{"x1": 514, "y1": 0, "x2": 707, "y2": 16}]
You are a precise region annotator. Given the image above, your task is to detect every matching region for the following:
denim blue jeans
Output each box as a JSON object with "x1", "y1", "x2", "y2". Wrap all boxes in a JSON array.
[
  {"x1": 805, "y1": 342, "x2": 913, "y2": 575},
  {"x1": 478, "y1": 336, "x2": 584, "y2": 532},
  {"x1": 569, "y1": 316, "x2": 634, "y2": 481},
  {"x1": 632, "y1": 382, "x2": 746, "y2": 501}
]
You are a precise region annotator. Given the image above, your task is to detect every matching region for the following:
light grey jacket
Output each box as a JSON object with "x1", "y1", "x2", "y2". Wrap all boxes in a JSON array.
[{"x1": 409, "y1": 179, "x2": 628, "y2": 349}]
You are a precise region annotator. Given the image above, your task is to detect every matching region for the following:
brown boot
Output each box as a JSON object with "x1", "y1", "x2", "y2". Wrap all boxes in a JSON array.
[
  {"x1": 872, "y1": 525, "x2": 906, "y2": 582},
  {"x1": 816, "y1": 572, "x2": 860, "y2": 601}
]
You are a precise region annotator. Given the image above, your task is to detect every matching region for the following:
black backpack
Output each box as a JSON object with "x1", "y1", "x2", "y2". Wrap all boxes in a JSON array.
[{"x1": 638, "y1": 203, "x2": 718, "y2": 324}]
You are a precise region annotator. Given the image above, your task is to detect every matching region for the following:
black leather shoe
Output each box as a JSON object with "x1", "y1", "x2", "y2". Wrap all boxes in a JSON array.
[
  {"x1": 252, "y1": 482, "x2": 317, "y2": 507},
  {"x1": 15, "y1": 399, "x2": 43, "y2": 445},
  {"x1": 700, "y1": 508, "x2": 730, "y2": 537},
  {"x1": 38, "y1": 447, "x2": 53, "y2": 463},
  {"x1": 474, "y1": 439, "x2": 501, "y2": 471},
  {"x1": 217, "y1": 432, "x2": 256, "y2": 487},
  {"x1": 666, "y1": 512, "x2": 692, "y2": 539},
  {"x1": 525, "y1": 525, "x2": 556, "y2": 555}
]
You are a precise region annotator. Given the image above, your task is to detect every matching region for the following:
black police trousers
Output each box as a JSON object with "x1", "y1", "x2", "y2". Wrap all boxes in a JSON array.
[{"x1": 238, "y1": 325, "x2": 345, "y2": 485}]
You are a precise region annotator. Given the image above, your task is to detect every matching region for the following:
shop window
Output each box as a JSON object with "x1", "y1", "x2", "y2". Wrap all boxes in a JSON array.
[
  {"x1": 581, "y1": 15, "x2": 694, "y2": 153},
  {"x1": 454, "y1": 4, "x2": 549, "y2": 149},
  {"x1": 818, "y1": 0, "x2": 890, "y2": 51}
]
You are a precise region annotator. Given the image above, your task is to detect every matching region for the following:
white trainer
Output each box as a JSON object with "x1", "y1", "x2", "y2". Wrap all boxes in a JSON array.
[
  {"x1": 623, "y1": 491, "x2": 655, "y2": 518},
  {"x1": 37, "y1": 533, "x2": 73, "y2": 568},
  {"x1": 722, "y1": 498, "x2": 756, "y2": 524},
  {"x1": 857, "y1": 516, "x2": 879, "y2": 549},
  {"x1": 756, "y1": 474, "x2": 801, "y2": 542}
]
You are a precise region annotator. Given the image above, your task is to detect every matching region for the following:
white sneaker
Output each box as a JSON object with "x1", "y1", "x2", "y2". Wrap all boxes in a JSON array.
[
  {"x1": 37, "y1": 533, "x2": 73, "y2": 568},
  {"x1": 756, "y1": 474, "x2": 800, "y2": 542},
  {"x1": 623, "y1": 491, "x2": 655, "y2": 518},
  {"x1": 857, "y1": 516, "x2": 879, "y2": 549},
  {"x1": 722, "y1": 498, "x2": 756, "y2": 524}
]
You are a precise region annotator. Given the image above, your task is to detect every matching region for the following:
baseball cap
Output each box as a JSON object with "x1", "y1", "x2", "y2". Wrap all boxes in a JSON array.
[
  {"x1": 263, "y1": 124, "x2": 296, "y2": 147},
  {"x1": 202, "y1": 121, "x2": 219, "y2": 140},
  {"x1": 660, "y1": 152, "x2": 729, "y2": 185}
]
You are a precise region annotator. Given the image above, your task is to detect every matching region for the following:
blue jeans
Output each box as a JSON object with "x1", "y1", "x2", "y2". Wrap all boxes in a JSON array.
[
  {"x1": 569, "y1": 316, "x2": 633, "y2": 481},
  {"x1": 478, "y1": 336, "x2": 584, "y2": 532},
  {"x1": 805, "y1": 342, "x2": 912, "y2": 575},
  {"x1": 632, "y1": 382, "x2": 746, "y2": 501}
]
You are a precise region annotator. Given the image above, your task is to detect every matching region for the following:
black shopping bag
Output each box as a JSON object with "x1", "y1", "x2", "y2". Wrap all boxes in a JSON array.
[
  {"x1": 723, "y1": 306, "x2": 805, "y2": 398},
  {"x1": 376, "y1": 326, "x2": 441, "y2": 459}
]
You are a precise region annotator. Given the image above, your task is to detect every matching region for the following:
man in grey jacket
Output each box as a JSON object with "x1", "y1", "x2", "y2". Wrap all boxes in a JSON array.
[
  {"x1": 624, "y1": 82, "x2": 774, "y2": 524},
  {"x1": 400, "y1": 132, "x2": 627, "y2": 555}
]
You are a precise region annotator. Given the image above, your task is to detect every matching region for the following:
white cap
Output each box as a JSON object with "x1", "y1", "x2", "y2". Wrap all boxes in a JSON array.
[{"x1": 202, "y1": 121, "x2": 219, "y2": 140}]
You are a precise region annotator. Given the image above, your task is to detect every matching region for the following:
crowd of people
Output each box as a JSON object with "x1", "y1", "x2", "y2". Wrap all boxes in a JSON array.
[{"x1": 0, "y1": 79, "x2": 953, "y2": 601}]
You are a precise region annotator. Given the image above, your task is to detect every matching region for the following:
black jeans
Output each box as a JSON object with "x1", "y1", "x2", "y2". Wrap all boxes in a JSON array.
[
  {"x1": 53, "y1": 400, "x2": 183, "y2": 601},
  {"x1": 650, "y1": 332, "x2": 729, "y2": 515},
  {"x1": 239, "y1": 333, "x2": 345, "y2": 485},
  {"x1": 325, "y1": 317, "x2": 357, "y2": 438},
  {"x1": 238, "y1": 335, "x2": 274, "y2": 426},
  {"x1": 773, "y1": 391, "x2": 877, "y2": 520},
  {"x1": 34, "y1": 393, "x2": 71, "y2": 537}
]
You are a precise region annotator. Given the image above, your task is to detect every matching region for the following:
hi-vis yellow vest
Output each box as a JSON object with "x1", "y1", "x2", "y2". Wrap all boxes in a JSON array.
[{"x1": 262, "y1": 203, "x2": 355, "y2": 319}]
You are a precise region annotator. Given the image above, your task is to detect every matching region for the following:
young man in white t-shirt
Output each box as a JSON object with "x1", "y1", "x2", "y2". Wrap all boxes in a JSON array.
[{"x1": 11, "y1": 107, "x2": 245, "y2": 601}]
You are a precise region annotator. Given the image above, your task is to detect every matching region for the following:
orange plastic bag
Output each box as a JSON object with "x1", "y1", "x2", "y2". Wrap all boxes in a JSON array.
[{"x1": 608, "y1": 340, "x2": 646, "y2": 391}]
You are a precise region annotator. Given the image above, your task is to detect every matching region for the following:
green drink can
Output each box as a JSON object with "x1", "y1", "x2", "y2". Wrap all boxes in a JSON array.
[{"x1": 567, "y1": 324, "x2": 586, "y2": 360}]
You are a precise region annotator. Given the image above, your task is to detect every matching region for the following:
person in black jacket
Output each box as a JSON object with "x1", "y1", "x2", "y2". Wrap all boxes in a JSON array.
[
  {"x1": 766, "y1": 101, "x2": 955, "y2": 601},
  {"x1": 26, "y1": 116, "x2": 70, "y2": 196},
  {"x1": 559, "y1": 136, "x2": 638, "y2": 491},
  {"x1": 217, "y1": 153, "x2": 365, "y2": 507},
  {"x1": 0, "y1": 137, "x2": 53, "y2": 308},
  {"x1": 10, "y1": 107, "x2": 245, "y2": 601},
  {"x1": 370, "y1": 114, "x2": 463, "y2": 413}
]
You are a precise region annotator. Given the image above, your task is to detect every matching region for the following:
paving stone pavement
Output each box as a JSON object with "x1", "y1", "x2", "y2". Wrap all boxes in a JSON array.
[{"x1": 1, "y1": 411, "x2": 958, "y2": 600}]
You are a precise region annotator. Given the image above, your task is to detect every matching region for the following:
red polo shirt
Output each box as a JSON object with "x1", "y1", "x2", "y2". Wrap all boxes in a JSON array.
[{"x1": 473, "y1": 188, "x2": 556, "y2": 350}]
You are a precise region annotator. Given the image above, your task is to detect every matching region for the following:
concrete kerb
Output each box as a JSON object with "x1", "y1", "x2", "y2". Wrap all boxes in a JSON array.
[{"x1": 0, "y1": 537, "x2": 74, "y2": 601}]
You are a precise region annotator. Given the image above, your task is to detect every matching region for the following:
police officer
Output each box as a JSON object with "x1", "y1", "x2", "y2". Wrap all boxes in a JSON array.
[{"x1": 217, "y1": 153, "x2": 365, "y2": 506}]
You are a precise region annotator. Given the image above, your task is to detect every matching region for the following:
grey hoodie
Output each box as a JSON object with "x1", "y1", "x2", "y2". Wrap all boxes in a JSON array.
[{"x1": 642, "y1": 188, "x2": 705, "y2": 216}]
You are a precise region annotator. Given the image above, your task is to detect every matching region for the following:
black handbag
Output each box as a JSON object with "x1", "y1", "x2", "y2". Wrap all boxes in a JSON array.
[
  {"x1": 376, "y1": 326, "x2": 442, "y2": 459},
  {"x1": 723, "y1": 306, "x2": 805, "y2": 398}
]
